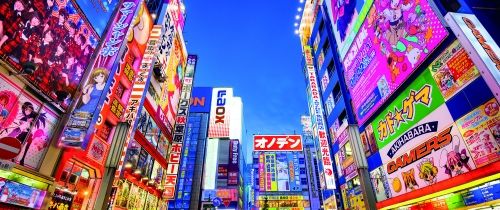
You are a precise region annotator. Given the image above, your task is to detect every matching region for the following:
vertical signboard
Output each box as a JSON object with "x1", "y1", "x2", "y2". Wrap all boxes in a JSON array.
[
  {"x1": 228, "y1": 139, "x2": 239, "y2": 186},
  {"x1": 325, "y1": 0, "x2": 374, "y2": 60},
  {"x1": 276, "y1": 153, "x2": 290, "y2": 191},
  {"x1": 203, "y1": 139, "x2": 219, "y2": 191},
  {"x1": 165, "y1": 55, "x2": 197, "y2": 199},
  {"x1": 265, "y1": 153, "x2": 278, "y2": 191},
  {"x1": 259, "y1": 153, "x2": 265, "y2": 192},
  {"x1": 445, "y1": 12, "x2": 500, "y2": 102},
  {"x1": 59, "y1": 1, "x2": 140, "y2": 149},
  {"x1": 208, "y1": 88, "x2": 233, "y2": 138},
  {"x1": 304, "y1": 46, "x2": 336, "y2": 189},
  {"x1": 343, "y1": 0, "x2": 448, "y2": 125}
]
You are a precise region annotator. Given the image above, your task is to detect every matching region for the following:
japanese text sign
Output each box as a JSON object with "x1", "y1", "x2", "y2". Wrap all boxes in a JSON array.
[{"x1": 253, "y1": 135, "x2": 303, "y2": 151}]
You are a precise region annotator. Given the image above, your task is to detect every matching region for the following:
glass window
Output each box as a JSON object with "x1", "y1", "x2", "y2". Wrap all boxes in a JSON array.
[
  {"x1": 325, "y1": 93, "x2": 335, "y2": 115},
  {"x1": 321, "y1": 70, "x2": 330, "y2": 92}
]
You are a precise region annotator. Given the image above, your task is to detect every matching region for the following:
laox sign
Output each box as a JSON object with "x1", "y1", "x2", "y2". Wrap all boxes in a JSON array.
[{"x1": 215, "y1": 90, "x2": 227, "y2": 123}]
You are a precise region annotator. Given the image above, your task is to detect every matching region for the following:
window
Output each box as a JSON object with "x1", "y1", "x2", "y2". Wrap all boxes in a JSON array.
[
  {"x1": 320, "y1": 70, "x2": 330, "y2": 92},
  {"x1": 327, "y1": 60, "x2": 335, "y2": 76},
  {"x1": 318, "y1": 20, "x2": 324, "y2": 34},
  {"x1": 322, "y1": 39, "x2": 330, "y2": 56},
  {"x1": 325, "y1": 93, "x2": 335, "y2": 115}
]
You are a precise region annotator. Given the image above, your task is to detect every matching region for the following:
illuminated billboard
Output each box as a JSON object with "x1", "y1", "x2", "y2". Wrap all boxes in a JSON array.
[
  {"x1": 190, "y1": 87, "x2": 213, "y2": 113},
  {"x1": 203, "y1": 138, "x2": 219, "y2": 190},
  {"x1": 342, "y1": 0, "x2": 448, "y2": 125},
  {"x1": 58, "y1": 0, "x2": 140, "y2": 149},
  {"x1": 75, "y1": 0, "x2": 120, "y2": 36},
  {"x1": 0, "y1": 0, "x2": 99, "y2": 109},
  {"x1": 265, "y1": 153, "x2": 278, "y2": 191},
  {"x1": 208, "y1": 88, "x2": 233, "y2": 138},
  {"x1": 253, "y1": 135, "x2": 303, "y2": 151},
  {"x1": 325, "y1": 0, "x2": 374, "y2": 60},
  {"x1": 276, "y1": 153, "x2": 290, "y2": 191},
  {"x1": 304, "y1": 46, "x2": 336, "y2": 190},
  {"x1": 228, "y1": 139, "x2": 239, "y2": 186}
]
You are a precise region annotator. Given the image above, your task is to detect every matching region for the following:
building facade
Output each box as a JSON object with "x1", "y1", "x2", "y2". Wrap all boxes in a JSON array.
[{"x1": 299, "y1": 0, "x2": 500, "y2": 209}]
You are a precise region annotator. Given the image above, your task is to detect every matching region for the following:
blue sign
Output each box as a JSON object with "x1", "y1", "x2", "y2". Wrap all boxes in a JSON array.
[
  {"x1": 75, "y1": 0, "x2": 120, "y2": 36},
  {"x1": 190, "y1": 87, "x2": 213, "y2": 113},
  {"x1": 212, "y1": 197, "x2": 222, "y2": 207}
]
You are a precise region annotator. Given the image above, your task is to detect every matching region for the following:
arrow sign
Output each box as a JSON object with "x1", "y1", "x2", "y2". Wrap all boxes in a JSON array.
[
  {"x1": 0, "y1": 137, "x2": 22, "y2": 160},
  {"x1": 212, "y1": 197, "x2": 222, "y2": 207}
]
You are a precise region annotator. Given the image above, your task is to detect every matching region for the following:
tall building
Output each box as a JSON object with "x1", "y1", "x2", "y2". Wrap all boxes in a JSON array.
[
  {"x1": 298, "y1": 0, "x2": 500, "y2": 209},
  {"x1": 301, "y1": 116, "x2": 322, "y2": 210},
  {"x1": 252, "y1": 134, "x2": 312, "y2": 209}
]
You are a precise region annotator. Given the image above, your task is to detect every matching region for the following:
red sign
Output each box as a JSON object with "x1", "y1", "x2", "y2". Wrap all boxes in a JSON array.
[
  {"x1": 0, "y1": 137, "x2": 22, "y2": 160},
  {"x1": 253, "y1": 135, "x2": 303, "y2": 151}
]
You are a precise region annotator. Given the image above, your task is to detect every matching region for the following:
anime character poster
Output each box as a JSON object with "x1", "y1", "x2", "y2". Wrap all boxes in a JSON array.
[
  {"x1": 456, "y1": 99, "x2": 500, "y2": 167},
  {"x1": 343, "y1": 0, "x2": 448, "y2": 125},
  {"x1": 325, "y1": 0, "x2": 374, "y2": 60},
  {"x1": 276, "y1": 153, "x2": 290, "y2": 191},
  {"x1": 0, "y1": 75, "x2": 58, "y2": 170},
  {"x1": 429, "y1": 41, "x2": 480, "y2": 100},
  {"x1": 384, "y1": 125, "x2": 476, "y2": 197},
  {"x1": 0, "y1": 0, "x2": 98, "y2": 108}
]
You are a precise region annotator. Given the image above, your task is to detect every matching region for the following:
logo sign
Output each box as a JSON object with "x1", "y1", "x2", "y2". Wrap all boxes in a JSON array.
[
  {"x1": 165, "y1": 55, "x2": 197, "y2": 199},
  {"x1": 208, "y1": 88, "x2": 233, "y2": 138},
  {"x1": 342, "y1": 0, "x2": 448, "y2": 125},
  {"x1": 190, "y1": 87, "x2": 213, "y2": 113},
  {"x1": 304, "y1": 46, "x2": 336, "y2": 190},
  {"x1": 445, "y1": 12, "x2": 500, "y2": 102},
  {"x1": 0, "y1": 137, "x2": 22, "y2": 160},
  {"x1": 253, "y1": 135, "x2": 303, "y2": 151},
  {"x1": 212, "y1": 197, "x2": 222, "y2": 207}
]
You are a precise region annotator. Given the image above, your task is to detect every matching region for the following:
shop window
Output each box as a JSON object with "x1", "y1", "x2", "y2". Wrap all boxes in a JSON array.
[{"x1": 55, "y1": 160, "x2": 99, "y2": 210}]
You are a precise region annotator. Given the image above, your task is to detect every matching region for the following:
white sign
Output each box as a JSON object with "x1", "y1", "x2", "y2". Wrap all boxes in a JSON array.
[
  {"x1": 445, "y1": 12, "x2": 500, "y2": 102},
  {"x1": 304, "y1": 46, "x2": 336, "y2": 190},
  {"x1": 208, "y1": 88, "x2": 233, "y2": 138}
]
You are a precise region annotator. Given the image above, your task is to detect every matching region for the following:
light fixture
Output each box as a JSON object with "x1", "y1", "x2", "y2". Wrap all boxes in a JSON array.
[
  {"x1": 295, "y1": 15, "x2": 300, "y2": 20},
  {"x1": 298, "y1": 7, "x2": 302, "y2": 12},
  {"x1": 294, "y1": 30, "x2": 299, "y2": 34},
  {"x1": 300, "y1": 0, "x2": 304, "y2": 3},
  {"x1": 294, "y1": 22, "x2": 299, "y2": 27}
]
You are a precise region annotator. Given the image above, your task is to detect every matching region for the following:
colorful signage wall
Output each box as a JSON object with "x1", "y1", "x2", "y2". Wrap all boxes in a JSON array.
[
  {"x1": 325, "y1": 0, "x2": 374, "y2": 60},
  {"x1": 445, "y1": 12, "x2": 500, "y2": 103},
  {"x1": 208, "y1": 88, "x2": 233, "y2": 138},
  {"x1": 253, "y1": 135, "x2": 303, "y2": 151},
  {"x1": 343, "y1": 0, "x2": 448, "y2": 125},
  {"x1": 59, "y1": 0, "x2": 140, "y2": 149},
  {"x1": 0, "y1": 75, "x2": 59, "y2": 170},
  {"x1": 165, "y1": 55, "x2": 197, "y2": 199},
  {"x1": 190, "y1": 87, "x2": 213, "y2": 113},
  {"x1": 304, "y1": 46, "x2": 336, "y2": 190},
  {"x1": 0, "y1": 0, "x2": 98, "y2": 109}
]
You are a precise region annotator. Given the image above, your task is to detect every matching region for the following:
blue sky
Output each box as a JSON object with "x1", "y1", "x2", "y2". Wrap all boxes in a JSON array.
[{"x1": 183, "y1": 1, "x2": 308, "y2": 162}]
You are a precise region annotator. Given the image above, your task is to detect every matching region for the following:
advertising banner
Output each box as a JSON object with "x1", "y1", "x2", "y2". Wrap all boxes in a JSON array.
[
  {"x1": 254, "y1": 135, "x2": 303, "y2": 151},
  {"x1": 0, "y1": 180, "x2": 46, "y2": 209},
  {"x1": 0, "y1": 0, "x2": 99, "y2": 109},
  {"x1": 59, "y1": 0, "x2": 140, "y2": 149},
  {"x1": 325, "y1": 0, "x2": 374, "y2": 60},
  {"x1": 208, "y1": 88, "x2": 233, "y2": 138},
  {"x1": 259, "y1": 153, "x2": 265, "y2": 192},
  {"x1": 371, "y1": 70, "x2": 446, "y2": 150},
  {"x1": 445, "y1": 13, "x2": 500, "y2": 103},
  {"x1": 0, "y1": 75, "x2": 59, "y2": 170},
  {"x1": 384, "y1": 125, "x2": 476, "y2": 197},
  {"x1": 276, "y1": 153, "x2": 290, "y2": 191},
  {"x1": 456, "y1": 98, "x2": 500, "y2": 167},
  {"x1": 202, "y1": 139, "x2": 218, "y2": 190},
  {"x1": 190, "y1": 87, "x2": 213, "y2": 113},
  {"x1": 75, "y1": 0, "x2": 120, "y2": 36},
  {"x1": 370, "y1": 167, "x2": 391, "y2": 202},
  {"x1": 429, "y1": 40, "x2": 479, "y2": 100},
  {"x1": 228, "y1": 139, "x2": 239, "y2": 186},
  {"x1": 343, "y1": 0, "x2": 448, "y2": 125},
  {"x1": 304, "y1": 46, "x2": 336, "y2": 189},
  {"x1": 265, "y1": 153, "x2": 278, "y2": 191}
]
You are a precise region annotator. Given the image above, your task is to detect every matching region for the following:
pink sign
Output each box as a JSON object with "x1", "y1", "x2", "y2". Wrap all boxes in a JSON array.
[{"x1": 343, "y1": 0, "x2": 448, "y2": 125}]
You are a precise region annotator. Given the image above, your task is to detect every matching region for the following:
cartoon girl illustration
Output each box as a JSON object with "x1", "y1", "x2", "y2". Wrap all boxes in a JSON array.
[
  {"x1": 333, "y1": 0, "x2": 357, "y2": 41},
  {"x1": 418, "y1": 158, "x2": 438, "y2": 185},
  {"x1": 7, "y1": 102, "x2": 38, "y2": 141},
  {"x1": 78, "y1": 68, "x2": 109, "y2": 113},
  {"x1": 441, "y1": 137, "x2": 473, "y2": 178},
  {"x1": 18, "y1": 129, "x2": 48, "y2": 166},
  {"x1": 0, "y1": 94, "x2": 9, "y2": 125},
  {"x1": 401, "y1": 168, "x2": 419, "y2": 192},
  {"x1": 380, "y1": 0, "x2": 413, "y2": 47}
]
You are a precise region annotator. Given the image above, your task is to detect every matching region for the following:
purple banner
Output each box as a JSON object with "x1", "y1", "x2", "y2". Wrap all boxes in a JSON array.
[
  {"x1": 343, "y1": 0, "x2": 448, "y2": 125},
  {"x1": 59, "y1": 0, "x2": 140, "y2": 149},
  {"x1": 228, "y1": 139, "x2": 239, "y2": 186}
]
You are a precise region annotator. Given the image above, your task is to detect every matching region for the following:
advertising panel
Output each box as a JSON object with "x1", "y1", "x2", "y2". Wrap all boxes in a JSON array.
[
  {"x1": 253, "y1": 135, "x2": 303, "y2": 151},
  {"x1": 429, "y1": 40, "x2": 479, "y2": 100},
  {"x1": 371, "y1": 70, "x2": 446, "y2": 150},
  {"x1": 190, "y1": 87, "x2": 213, "y2": 113},
  {"x1": 325, "y1": 0, "x2": 374, "y2": 60},
  {"x1": 384, "y1": 125, "x2": 476, "y2": 197},
  {"x1": 0, "y1": 0, "x2": 98, "y2": 109},
  {"x1": 456, "y1": 99, "x2": 500, "y2": 167},
  {"x1": 202, "y1": 138, "x2": 219, "y2": 190},
  {"x1": 0, "y1": 75, "x2": 59, "y2": 170},
  {"x1": 0, "y1": 180, "x2": 46, "y2": 209},
  {"x1": 304, "y1": 46, "x2": 336, "y2": 190},
  {"x1": 75, "y1": 0, "x2": 120, "y2": 36},
  {"x1": 49, "y1": 189, "x2": 74, "y2": 210},
  {"x1": 264, "y1": 153, "x2": 277, "y2": 191},
  {"x1": 370, "y1": 167, "x2": 391, "y2": 201},
  {"x1": 343, "y1": 0, "x2": 448, "y2": 125},
  {"x1": 445, "y1": 13, "x2": 500, "y2": 102},
  {"x1": 59, "y1": 0, "x2": 140, "y2": 149},
  {"x1": 164, "y1": 55, "x2": 197, "y2": 199},
  {"x1": 228, "y1": 139, "x2": 239, "y2": 186},
  {"x1": 258, "y1": 153, "x2": 265, "y2": 192},
  {"x1": 276, "y1": 153, "x2": 290, "y2": 191},
  {"x1": 208, "y1": 88, "x2": 233, "y2": 138}
]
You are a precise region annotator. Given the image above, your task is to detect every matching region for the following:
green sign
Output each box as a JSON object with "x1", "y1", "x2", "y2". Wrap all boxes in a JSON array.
[{"x1": 371, "y1": 70, "x2": 445, "y2": 149}]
